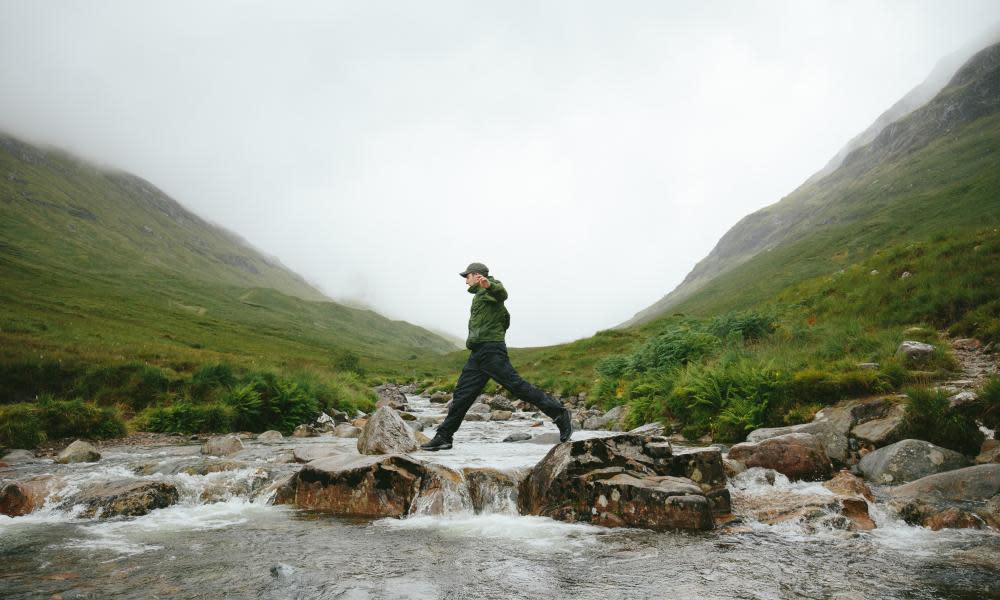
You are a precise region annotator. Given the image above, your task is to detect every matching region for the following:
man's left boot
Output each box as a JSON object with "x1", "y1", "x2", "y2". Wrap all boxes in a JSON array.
[{"x1": 553, "y1": 408, "x2": 574, "y2": 443}]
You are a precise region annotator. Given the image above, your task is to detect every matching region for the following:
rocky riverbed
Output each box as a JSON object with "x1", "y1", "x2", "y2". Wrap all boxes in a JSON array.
[{"x1": 2, "y1": 391, "x2": 999, "y2": 599}]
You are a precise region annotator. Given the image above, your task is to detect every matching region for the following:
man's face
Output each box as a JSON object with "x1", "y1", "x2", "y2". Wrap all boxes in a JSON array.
[{"x1": 465, "y1": 272, "x2": 482, "y2": 286}]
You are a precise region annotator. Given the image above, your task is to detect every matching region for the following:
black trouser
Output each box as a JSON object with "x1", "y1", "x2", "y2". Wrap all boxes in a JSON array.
[{"x1": 435, "y1": 341, "x2": 565, "y2": 440}]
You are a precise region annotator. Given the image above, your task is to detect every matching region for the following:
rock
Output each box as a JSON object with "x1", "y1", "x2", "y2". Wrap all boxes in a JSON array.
[
  {"x1": 399, "y1": 412, "x2": 417, "y2": 421},
  {"x1": 896, "y1": 340, "x2": 936, "y2": 366},
  {"x1": 316, "y1": 412, "x2": 335, "y2": 426},
  {"x1": 582, "y1": 405, "x2": 627, "y2": 431},
  {"x1": 351, "y1": 417, "x2": 368, "y2": 428},
  {"x1": 415, "y1": 431, "x2": 431, "y2": 444},
  {"x1": 464, "y1": 413, "x2": 489, "y2": 422},
  {"x1": 1, "y1": 450, "x2": 36, "y2": 464},
  {"x1": 467, "y1": 403, "x2": 491, "y2": 414},
  {"x1": 277, "y1": 454, "x2": 464, "y2": 517},
  {"x1": 976, "y1": 440, "x2": 1000, "y2": 465},
  {"x1": 270, "y1": 564, "x2": 296, "y2": 579},
  {"x1": 628, "y1": 422, "x2": 666, "y2": 436},
  {"x1": 888, "y1": 464, "x2": 1000, "y2": 529},
  {"x1": 503, "y1": 432, "x2": 532, "y2": 442},
  {"x1": 406, "y1": 420, "x2": 425, "y2": 433},
  {"x1": 823, "y1": 470, "x2": 874, "y2": 501},
  {"x1": 948, "y1": 390, "x2": 978, "y2": 409},
  {"x1": 490, "y1": 410, "x2": 513, "y2": 421},
  {"x1": 528, "y1": 432, "x2": 563, "y2": 444},
  {"x1": 292, "y1": 424, "x2": 319, "y2": 438},
  {"x1": 293, "y1": 444, "x2": 344, "y2": 463},
  {"x1": 728, "y1": 433, "x2": 833, "y2": 481},
  {"x1": 257, "y1": 430, "x2": 284, "y2": 442},
  {"x1": 747, "y1": 416, "x2": 849, "y2": 466},
  {"x1": 723, "y1": 458, "x2": 746, "y2": 478},
  {"x1": 484, "y1": 395, "x2": 515, "y2": 412},
  {"x1": 67, "y1": 481, "x2": 179, "y2": 518},
  {"x1": 857, "y1": 362, "x2": 879, "y2": 370},
  {"x1": 858, "y1": 439, "x2": 969, "y2": 485},
  {"x1": 356, "y1": 406, "x2": 419, "y2": 455},
  {"x1": 429, "y1": 391, "x2": 451, "y2": 404},
  {"x1": 0, "y1": 476, "x2": 58, "y2": 517},
  {"x1": 375, "y1": 384, "x2": 408, "y2": 410},
  {"x1": 201, "y1": 435, "x2": 245, "y2": 456},
  {"x1": 55, "y1": 440, "x2": 101, "y2": 464},
  {"x1": 851, "y1": 402, "x2": 906, "y2": 448},
  {"x1": 330, "y1": 424, "x2": 361, "y2": 438},
  {"x1": 519, "y1": 434, "x2": 727, "y2": 531},
  {"x1": 952, "y1": 338, "x2": 981, "y2": 351}
]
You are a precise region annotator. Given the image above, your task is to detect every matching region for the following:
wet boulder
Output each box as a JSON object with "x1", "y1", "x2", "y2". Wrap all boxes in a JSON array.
[
  {"x1": 67, "y1": 480, "x2": 179, "y2": 518},
  {"x1": 292, "y1": 444, "x2": 344, "y2": 463},
  {"x1": 463, "y1": 467, "x2": 525, "y2": 514},
  {"x1": 519, "y1": 434, "x2": 724, "y2": 531},
  {"x1": 628, "y1": 422, "x2": 666, "y2": 437},
  {"x1": 746, "y1": 414, "x2": 850, "y2": 466},
  {"x1": 201, "y1": 435, "x2": 245, "y2": 456},
  {"x1": 858, "y1": 439, "x2": 969, "y2": 485},
  {"x1": 583, "y1": 405, "x2": 627, "y2": 431},
  {"x1": 2, "y1": 449, "x2": 36, "y2": 464},
  {"x1": 56, "y1": 440, "x2": 101, "y2": 464},
  {"x1": 888, "y1": 464, "x2": 1000, "y2": 530},
  {"x1": 728, "y1": 433, "x2": 833, "y2": 481},
  {"x1": 0, "y1": 476, "x2": 60, "y2": 517},
  {"x1": 357, "y1": 406, "x2": 419, "y2": 455},
  {"x1": 823, "y1": 470, "x2": 874, "y2": 501},
  {"x1": 276, "y1": 453, "x2": 464, "y2": 518},
  {"x1": 490, "y1": 410, "x2": 513, "y2": 421},
  {"x1": 428, "y1": 391, "x2": 451, "y2": 404},
  {"x1": 332, "y1": 423, "x2": 362, "y2": 438},
  {"x1": 503, "y1": 432, "x2": 532, "y2": 442}
]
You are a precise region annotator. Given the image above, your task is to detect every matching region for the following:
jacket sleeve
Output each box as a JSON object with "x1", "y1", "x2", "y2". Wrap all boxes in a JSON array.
[{"x1": 485, "y1": 279, "x2": 508, "y2": 301}]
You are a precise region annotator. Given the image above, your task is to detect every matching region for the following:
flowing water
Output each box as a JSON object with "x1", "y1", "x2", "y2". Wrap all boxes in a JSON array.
[{"x1": 2, "y1": 395, "x2": 999, "y2": 599}]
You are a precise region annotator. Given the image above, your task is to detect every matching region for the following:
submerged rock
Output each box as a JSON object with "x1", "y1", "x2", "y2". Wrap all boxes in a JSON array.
[
  {"x1": 463, "y1": 467, "x2": 524, "y2": 514},
  {"x1": 67, "y1": 480, "x2": 179, "y2": 518},
  {"x1": 728, "y1": 433, "x2": 833, "y2": 481},
  {"x1": 356, "y1": 406, "x2": 419, "y2": 455},
  {"x1": 56, "y1": 440, "x2": 101, "y2": 464},
  {"x1": 2, "y1": 450, "x2": 36, "y2": 464},
  {"x1": 292, "y1": 444, "x2": 344, "y2": 464},
  {"x1": 519, "y1": 434, "x2": 725, "y2": 531},
  {"x1": 858, "y1": 439, "x2": 969, "y2": 485}
]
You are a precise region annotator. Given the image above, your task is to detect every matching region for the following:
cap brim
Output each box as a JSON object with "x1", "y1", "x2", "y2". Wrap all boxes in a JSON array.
[{"x1": 459, "y1": 271, "x2": 470, "y2": 277}]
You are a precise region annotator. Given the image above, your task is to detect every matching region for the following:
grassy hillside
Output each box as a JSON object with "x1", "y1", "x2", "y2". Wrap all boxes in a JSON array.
[{"x1": 0, "y1": 132, "x2": 460, "y2": 447}]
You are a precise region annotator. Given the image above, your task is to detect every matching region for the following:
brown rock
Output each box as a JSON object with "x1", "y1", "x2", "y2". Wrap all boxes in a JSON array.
[
  {"x1": 823, "y1": 470, "x2": 874, "y2": 501},
  {"x1": 728, "y1": 433, "x2": 833, "y2": 481},
  {"x1": 201, "y1": 435, "x2": 244, "y2": 456},
  {"x1": 732, "y1": 488, "x2": 875, "y2": 531},
  {"x1": 519, "y1": 434, "x2": 723, "y2": 531},
  {"x1": 0, "y1": 476, "x2": 58, "y2": 517},
  {"x1": 55, "y1": 440, "x2": 101, "y2": 464},
  {"x1": 67, "y1": 481, "x2": 179, "y2": 518},
  {"x1": 976, "y1": 440, "x2": 1000, "y2": 465}
]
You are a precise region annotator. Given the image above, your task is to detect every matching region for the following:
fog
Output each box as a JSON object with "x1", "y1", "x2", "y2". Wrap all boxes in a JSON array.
[{"x1": 2, "y1": 1, "x2": 998, "y2": 347}]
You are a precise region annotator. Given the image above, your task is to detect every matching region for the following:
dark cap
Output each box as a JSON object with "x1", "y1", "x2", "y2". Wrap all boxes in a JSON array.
[{"x1": 459, "y1": 262, "x2": 489, "y2": 278}]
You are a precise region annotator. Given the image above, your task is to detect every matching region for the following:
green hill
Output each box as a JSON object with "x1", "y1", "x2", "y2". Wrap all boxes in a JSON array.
[{"x1": 623, "y1": 41, "x2": 1000, "y2": 327}]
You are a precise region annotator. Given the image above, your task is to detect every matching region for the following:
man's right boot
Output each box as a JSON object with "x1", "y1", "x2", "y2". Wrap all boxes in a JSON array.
[
  {"x1": 420, "y1": 434, "x2": 453, "y2": 451},
  {"x1": 553, "y1": 408, "x2": 574, "y2": 443}
]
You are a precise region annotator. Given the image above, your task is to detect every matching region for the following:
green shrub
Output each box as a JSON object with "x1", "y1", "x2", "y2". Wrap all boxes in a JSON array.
[
  {"x1": 141, "y1": 402, "x2": 234, "y2": 434},
  {"x1": 901, "y1": 386, "x2": 983, "y2": 455},
  {"x1": 223, "y1": 371, "x2": 319, "y2": 433},
  {"x1": 629, "y1": 327, "x2": 720, "y2": 373},
  {"x1": 669, "y1": 359, "x2": 780, "y2": 442},
  {"x1": 39, "y1": 397, "x2": 127, "y2": 440},
  {"x1": 709, "y1": 311, "x2": 776, "y2": 342},
  {"x1": 190, "y1": 363, "x2": 237, "y2": 400},
  {"x1": 595, "y1": 354, "x2": 631, "y2": 379},
  {"x1": 976, "y1": 375, "x2": 1000, "y2": 430},
  {"x1": 74, "y1": 363, "x2": 171, "y2": 411},
  {"x1": 0, "y1": 403, "x2": 47, "y2": 448}
]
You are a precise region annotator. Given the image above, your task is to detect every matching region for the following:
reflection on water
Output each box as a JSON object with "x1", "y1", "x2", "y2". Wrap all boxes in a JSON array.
[{"x1": 1, "y1": 394, "x2": 998, "y2": 599}]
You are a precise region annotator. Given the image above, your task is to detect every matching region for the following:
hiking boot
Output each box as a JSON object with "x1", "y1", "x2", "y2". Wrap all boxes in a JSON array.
[
  {"x1": 420, "y1": 434, "x2": 453, "y2": 451},
  {"x1": 554, "y1": 408, "x2": 574, "y2": 443}
]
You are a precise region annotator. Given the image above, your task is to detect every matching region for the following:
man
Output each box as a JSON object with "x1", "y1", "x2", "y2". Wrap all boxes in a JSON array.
[{"x1": 421, "y1": 262, "x2": 574, "y2": 451}]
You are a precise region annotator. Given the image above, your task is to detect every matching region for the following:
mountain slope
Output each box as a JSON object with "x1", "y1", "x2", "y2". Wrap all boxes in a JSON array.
[
  {"x1": 0, "y1": 132, "x2": 458, "y2": 364},
  {"x1": 622, "y1": 40, "x2": 1000, "y2": 327}
]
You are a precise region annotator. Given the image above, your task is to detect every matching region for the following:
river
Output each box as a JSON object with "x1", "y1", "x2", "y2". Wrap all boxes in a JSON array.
[{"x1": 2, "y1": 394, "x2": 998, "y2": 599}]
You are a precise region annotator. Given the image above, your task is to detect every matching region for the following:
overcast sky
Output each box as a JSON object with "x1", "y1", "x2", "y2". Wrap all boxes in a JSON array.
[{"x1": 2, "y1": 1, "x2": 999, "y2": 347}]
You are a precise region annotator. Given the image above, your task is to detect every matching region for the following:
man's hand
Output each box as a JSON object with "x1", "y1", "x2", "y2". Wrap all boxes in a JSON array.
[{"x1": 473, "y1": 273, "x2": 490, "y2": 288}]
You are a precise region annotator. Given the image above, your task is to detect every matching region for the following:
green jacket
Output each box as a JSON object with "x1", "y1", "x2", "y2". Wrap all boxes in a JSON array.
[{"x1": 466, "y1": 276, "x2": 510, "y2": 349}]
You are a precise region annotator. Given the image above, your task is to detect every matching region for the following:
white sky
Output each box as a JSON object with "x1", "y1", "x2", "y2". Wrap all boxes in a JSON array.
[{"x1": 2, "y1": 1, "x2": 999, "y2": 347}]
